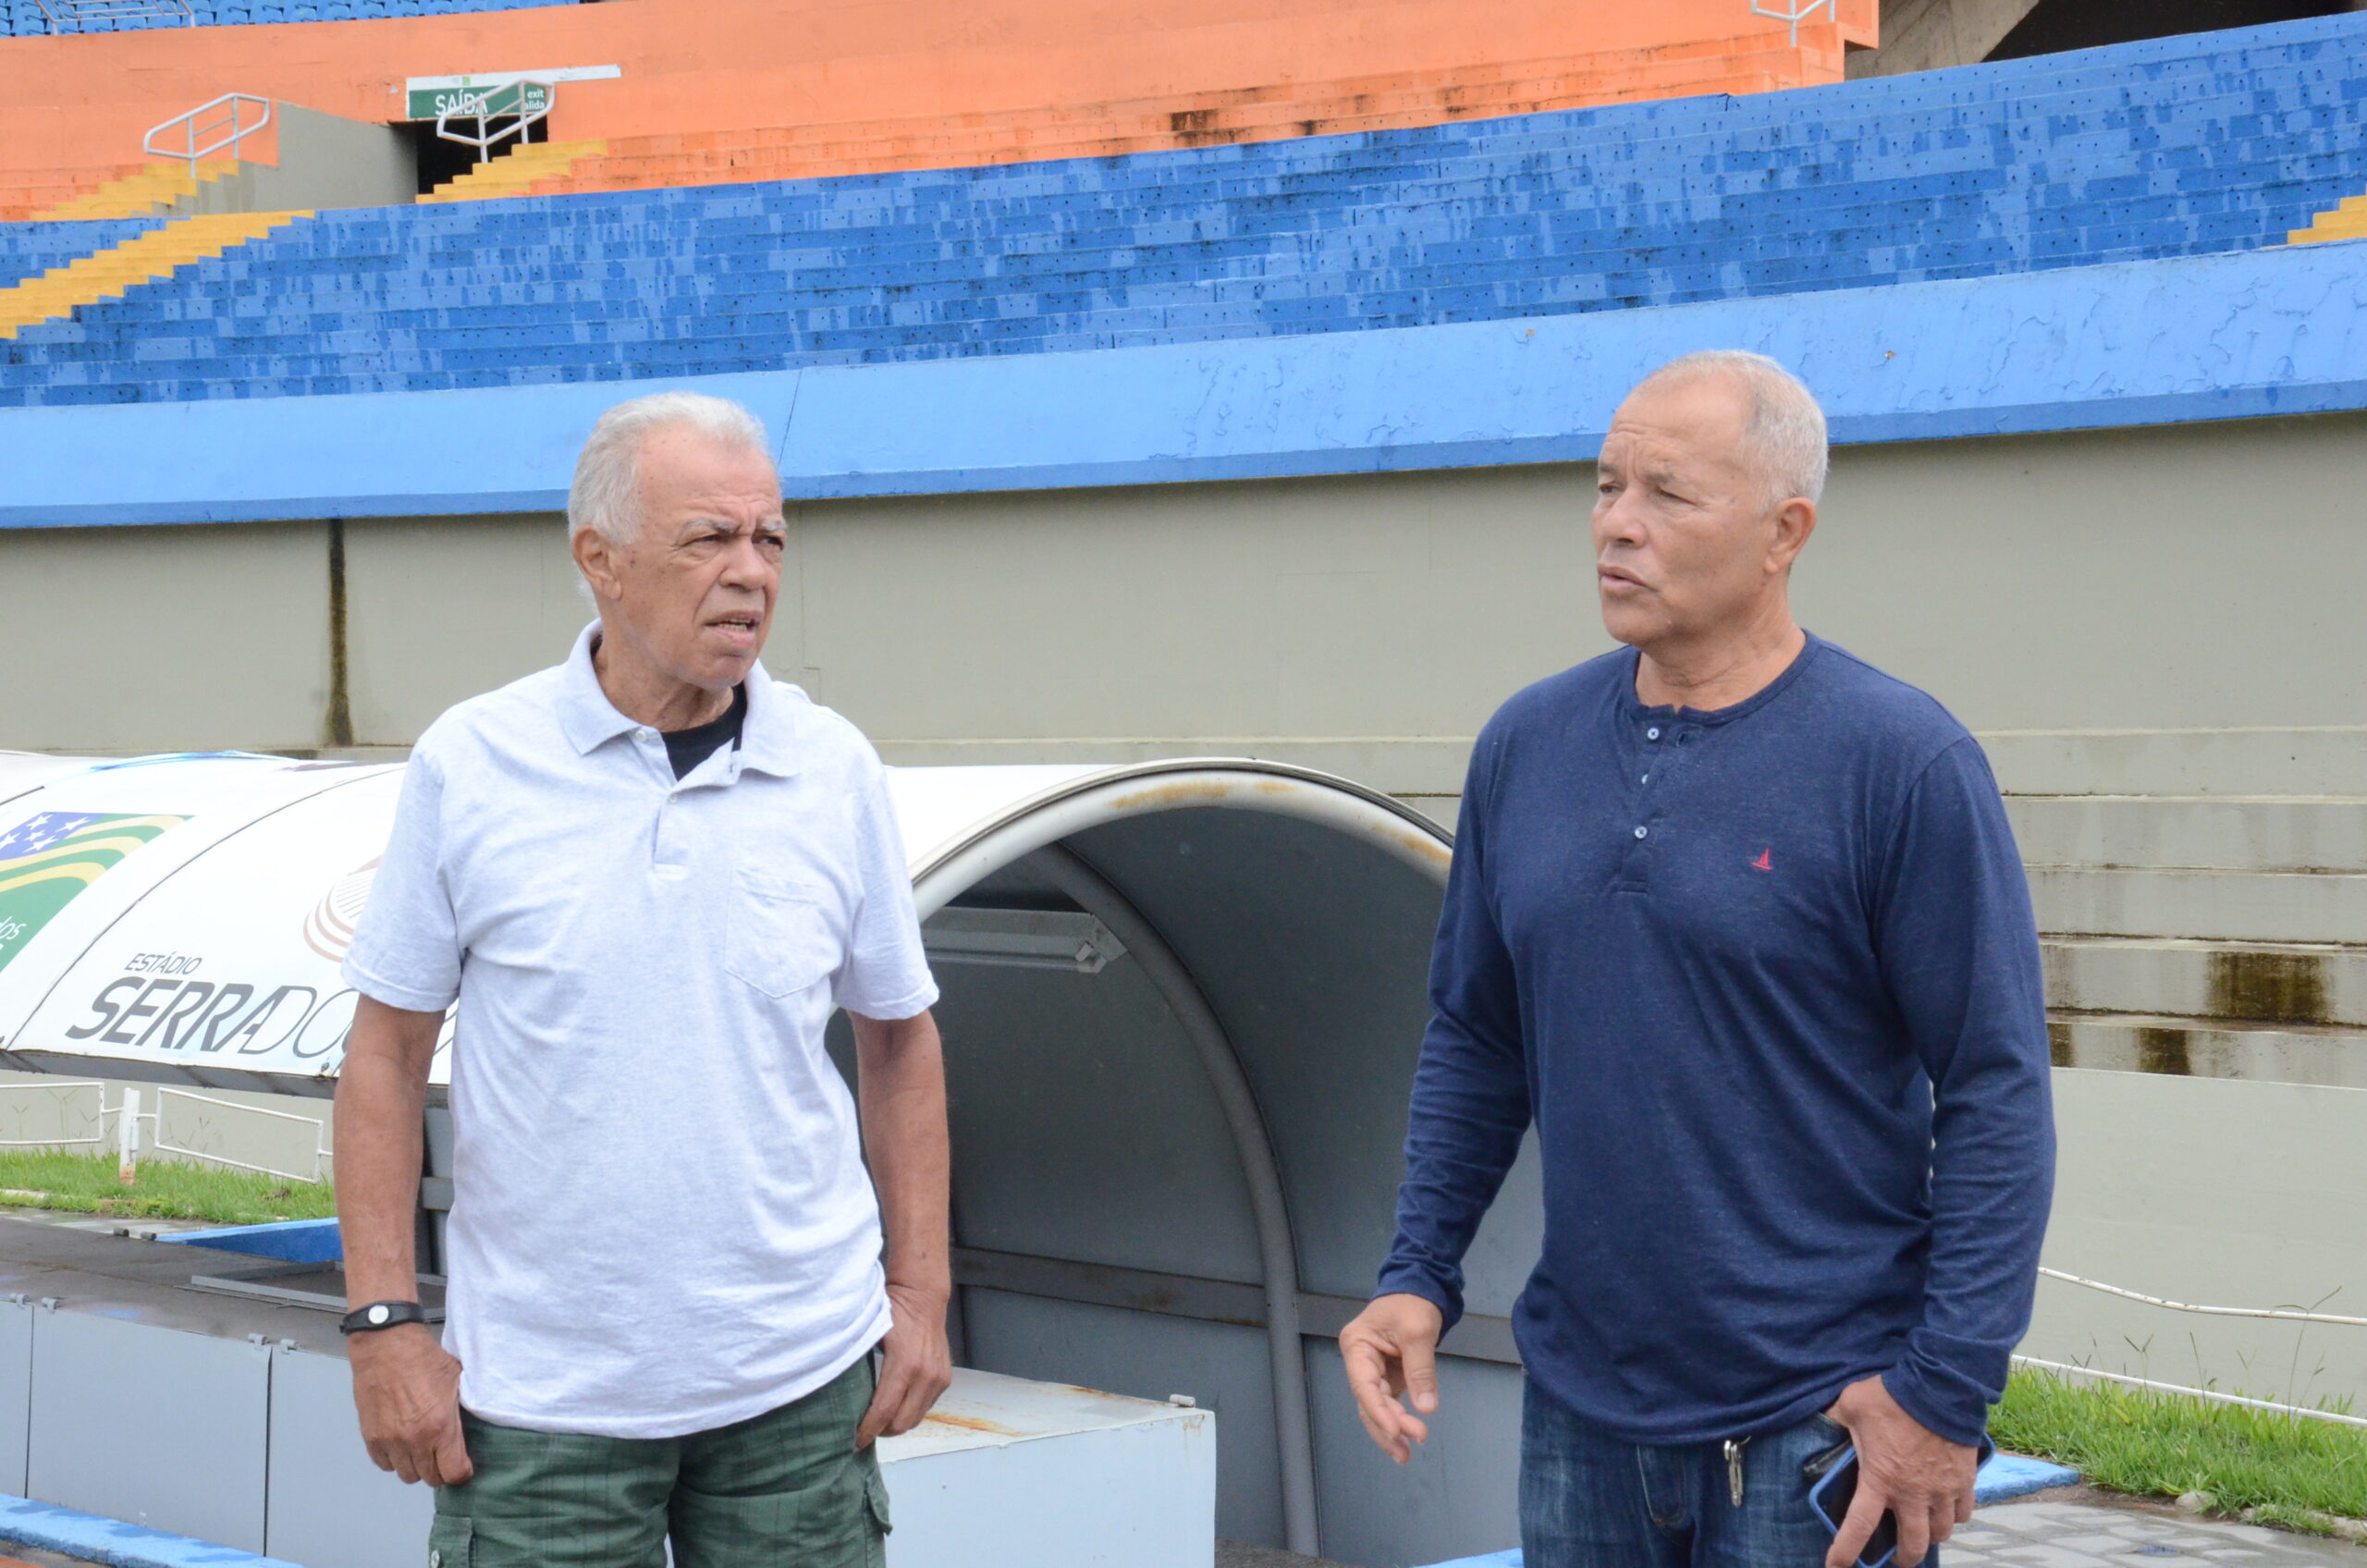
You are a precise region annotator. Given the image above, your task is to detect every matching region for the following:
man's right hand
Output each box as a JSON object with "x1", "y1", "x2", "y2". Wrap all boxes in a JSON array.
[
  {"x1": 1341, "y1": 1292, "x2": 1445, "y2": 1464},
  {"x1": 350, "y1": 1323, "x2": 472, "y2": 1487}
]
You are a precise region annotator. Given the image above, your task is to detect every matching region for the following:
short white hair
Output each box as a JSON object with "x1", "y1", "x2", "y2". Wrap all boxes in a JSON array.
[
  {"x1": 566, "y1": 391, "x2": 773, "y2": 546},
  {"x1": 1631, "y1": 349, "x2": 1829, "y2": 507}
]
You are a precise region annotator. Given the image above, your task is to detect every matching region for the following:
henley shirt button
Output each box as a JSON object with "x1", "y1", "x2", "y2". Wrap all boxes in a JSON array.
[
  {"x1": 1646, "y1": 727, "x2": 1662, "y2": 741},
  {"x1": 1634, "y1": 826, "x2": 1649, "y2": 839}
]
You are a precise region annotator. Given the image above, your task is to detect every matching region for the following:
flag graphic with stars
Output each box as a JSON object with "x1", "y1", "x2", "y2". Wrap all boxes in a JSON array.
[{"x1": 0, "y1": 813, "x2": 186, "y2": 974}]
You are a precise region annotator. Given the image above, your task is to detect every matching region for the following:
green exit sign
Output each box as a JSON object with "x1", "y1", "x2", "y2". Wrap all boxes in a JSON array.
[{"x1": 406, "y1": 80, "x2": 551, "y2": 121}]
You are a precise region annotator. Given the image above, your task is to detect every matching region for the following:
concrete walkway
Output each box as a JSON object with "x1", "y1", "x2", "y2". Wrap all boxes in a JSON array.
[
  {"x1": 1954, "y1": 1496, "x2": 2367, "y2": 1565},
  {"x1": 1220, "y1": 1496, "x2": 2367, "y2": 1568}
]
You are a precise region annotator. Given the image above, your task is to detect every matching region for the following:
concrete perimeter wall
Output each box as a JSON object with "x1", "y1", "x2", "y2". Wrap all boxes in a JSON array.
[{"x1": 1, "y1": 411, "x2": 2356, "y2": 772}]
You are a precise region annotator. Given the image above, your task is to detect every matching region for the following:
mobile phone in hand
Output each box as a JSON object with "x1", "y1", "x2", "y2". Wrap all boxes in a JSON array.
[{"x1": 1806, "y1": 1432, "x2": 1994, "y2": 1568}]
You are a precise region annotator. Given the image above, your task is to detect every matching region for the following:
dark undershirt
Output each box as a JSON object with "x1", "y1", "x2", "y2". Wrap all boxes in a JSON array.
[{"x1": 662, "y1": 684, "x2": 747, "y2": 779}]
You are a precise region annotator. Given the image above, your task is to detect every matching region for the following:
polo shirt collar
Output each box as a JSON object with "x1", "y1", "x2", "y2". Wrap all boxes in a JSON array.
[
  {"x1": 554, "y1": 620, "x2": 803, "y2": 778},
  {"x1": 1614, "y1": 631, "x2": 1824, "y2": 728},
  {"x1": 736, "y1": 663, "x2": 801, "y2": 778}
]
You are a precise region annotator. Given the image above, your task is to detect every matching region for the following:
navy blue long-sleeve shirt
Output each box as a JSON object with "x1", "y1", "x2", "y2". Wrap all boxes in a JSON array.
[{"x1": 1378, "y1": 634, "x2": 2054, "y2": 1448}]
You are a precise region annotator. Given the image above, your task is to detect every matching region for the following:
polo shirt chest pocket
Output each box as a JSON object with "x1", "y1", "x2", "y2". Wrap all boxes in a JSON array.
[{"x1": 726, "y1": 868, "x2": 844, "y2": 998}]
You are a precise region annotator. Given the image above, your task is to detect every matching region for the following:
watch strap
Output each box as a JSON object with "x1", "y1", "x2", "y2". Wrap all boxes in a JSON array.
[{"x1": 340, "y1": 1300, "x2": 428, "y2": 1335}]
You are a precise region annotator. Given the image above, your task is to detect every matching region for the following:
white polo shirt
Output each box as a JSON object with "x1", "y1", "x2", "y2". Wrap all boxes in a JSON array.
[{"x1": 343, "y1": 624, "x2": 938, "y2": 1439}]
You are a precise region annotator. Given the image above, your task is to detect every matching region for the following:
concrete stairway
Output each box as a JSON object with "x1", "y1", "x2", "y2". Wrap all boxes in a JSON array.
[
  {"x1": 0, "y1": 208, "x2": 310, "y2": 337},
  {"x1": 0, "y1": 161, "x2": 154, "y2": 224},
  {"x1": 419, "y1": 139, "x2": 606, "y2": 204},
  {"x1": 1989, "y1": 729, "x2": 2367, "y2": 1087},
  {"x1": 2287, "y1": 190, "x2": 2367, "y2": 244},
  {"x1": 14, "y1": 159, "x2": 242, "y2": 223}
]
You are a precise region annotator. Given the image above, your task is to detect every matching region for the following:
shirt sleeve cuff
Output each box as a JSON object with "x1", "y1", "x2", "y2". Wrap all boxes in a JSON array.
[
  {"x1": 1881, "y1": 1348, "x2": 1997, "y2": 1449},
  {"x1": 1374, "y1": 1267, "x2": 1464, "y2": 1335},
  {"x1": 838, "y1": 978, "x2": 939, "y2": 1023},
  {"x1": 342, "y1": 961, "x2": 458, "y2": 1016}
]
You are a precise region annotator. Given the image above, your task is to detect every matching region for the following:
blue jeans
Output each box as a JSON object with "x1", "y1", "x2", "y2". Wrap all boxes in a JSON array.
[{"x1": 1520, "y1": 1380, "x2": 1891, "y2": 1568}]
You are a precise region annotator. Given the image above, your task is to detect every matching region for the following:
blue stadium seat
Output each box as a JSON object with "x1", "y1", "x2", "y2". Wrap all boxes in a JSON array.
[
  {"x1": 3, "y1": 11, "x2": 2365, "y2": 401},
  {"x1": 0, "y1": 0, "x2": 561, "y2": 32},
  {"x1": 0, "y1": 216, "x2": 171, "y2": 286}
]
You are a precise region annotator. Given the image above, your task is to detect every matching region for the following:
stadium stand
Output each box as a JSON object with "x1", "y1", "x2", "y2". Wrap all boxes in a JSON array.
[
  {"x1": 0, "y1": 216, "x2": 168, "y2": 287},
  {"x1": 2, "y1": 0, "x2": 569, "y2": 37},
  {"x1": 0, "y1": 0, "x2": 1866, "y2": 221},
  {"x1": 520, "y1": 37, "x2": 1838, "y2": 200},
  {"x1": 0, "y1": 10, "x2": 2361, "y2": 404}
]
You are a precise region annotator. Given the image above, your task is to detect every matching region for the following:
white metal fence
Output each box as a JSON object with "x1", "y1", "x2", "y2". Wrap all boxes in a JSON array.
[
  {"x1": 0, "y1": 1079, "x2": 328, "y2": 1185},
  {"x1": 2018, "y1": 1265, "x2": 2367, "y2": 1427}
]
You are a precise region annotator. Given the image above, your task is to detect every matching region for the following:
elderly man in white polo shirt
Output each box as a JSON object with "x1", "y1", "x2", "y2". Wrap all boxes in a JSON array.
[{"x1": 334, "y1": 390, "x2": 950, "y2": 1567}]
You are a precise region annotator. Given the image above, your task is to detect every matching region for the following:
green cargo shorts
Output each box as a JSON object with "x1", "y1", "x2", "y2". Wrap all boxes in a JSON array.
[{"x1": 428, "y1": 1356, "x2": 891, "y2": 1568}]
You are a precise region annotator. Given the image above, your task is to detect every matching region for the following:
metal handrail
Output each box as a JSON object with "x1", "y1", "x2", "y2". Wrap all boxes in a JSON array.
[
  {"x1": 435, "y1": 80, "x2": 555, "y2": 165},
  {"x1": 142, "y1": 92, "x2": 272, "y2": 177},
  {"x1": 1751, "y1": 0, "x2": 1834, "y2": 45}
]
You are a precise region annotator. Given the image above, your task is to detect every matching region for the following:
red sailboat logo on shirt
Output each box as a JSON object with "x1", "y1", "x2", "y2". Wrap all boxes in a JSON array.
[{"x1": 1749, "y1": 847, "x2": 1772, "y2": 872}]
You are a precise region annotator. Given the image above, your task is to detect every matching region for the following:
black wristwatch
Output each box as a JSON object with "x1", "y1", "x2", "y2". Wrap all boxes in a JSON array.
[{"x1": 340, "y1": 1300, "x2": 429, "y2": 1336}]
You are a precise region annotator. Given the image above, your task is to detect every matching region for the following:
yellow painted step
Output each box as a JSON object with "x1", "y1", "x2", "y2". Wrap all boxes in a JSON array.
[
  {"x1": 0, "y1": 210, "x2": 311, "y2": 338},
  {"x1": 31, "y1": 159, "x2": 242, "y2": 223},
  {"x1": 419, "y1": 139, "x2": 606, "y2": 204},
  {"x1": 2287, "y1": 188, "x2": 2367, "y2": 245}
]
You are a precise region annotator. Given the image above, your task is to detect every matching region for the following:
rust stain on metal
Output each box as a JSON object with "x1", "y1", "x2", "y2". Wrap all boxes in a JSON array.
[
  {"x1": 923, "y1": 1411, "x2": 1021, "y2": 1436},
  {"x1": 1107, "y1": 779, "x2": 1245, "y2": 811},
  {"x1": 1384, "y1": 827, "x2": 1453, "y2": 867}
]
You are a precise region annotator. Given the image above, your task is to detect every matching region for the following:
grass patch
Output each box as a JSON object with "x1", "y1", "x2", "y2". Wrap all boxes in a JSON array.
[
  {"x1": 1993, "y1": 1367, "x2": 2367, "y2": 1526},
  {"x1": 0, "y1": 1149, "x2": 335, "y2": 1227}
]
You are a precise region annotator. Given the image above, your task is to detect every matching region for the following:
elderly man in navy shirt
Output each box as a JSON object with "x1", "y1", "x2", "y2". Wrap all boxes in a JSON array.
[{"x1": 1340, "y1": 350, "x2": 2054, "y2": 1568}]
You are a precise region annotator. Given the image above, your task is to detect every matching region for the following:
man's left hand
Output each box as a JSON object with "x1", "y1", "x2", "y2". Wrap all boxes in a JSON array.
[
  {"x1": 855, "y1": 1280, "x2": 952, "y2": 1448},
  {"x1": 1824, "y1": 1374, "x2": 1978, "y2": 1568}
]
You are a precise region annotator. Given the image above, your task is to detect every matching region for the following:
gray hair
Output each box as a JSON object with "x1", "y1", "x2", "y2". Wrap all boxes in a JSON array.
[
  {"x1": 566, "y1": 391, "x2": 774, "y2": 546},
  {"x1": 1632, "y1": 349, "x2": 1829, "y2": 508}
]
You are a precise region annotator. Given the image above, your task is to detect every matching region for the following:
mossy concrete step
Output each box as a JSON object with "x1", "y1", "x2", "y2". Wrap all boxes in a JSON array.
[
  {"x1": 1985, "y1": 728, "x2": 2367, "y2": 799},
  {"x1": 2043, "y1": 937, "x2": 2367, "y2": 1029},
  {"x1": 2046, "y1": 1011, "x2": 2367, "y2": 1086},
  {"x1": 2028, "y1": 865, "x2": 2367, "y2": 946},
  {"x1": 2008, "y1": 797, "x2": 2367, "y2": 874}
]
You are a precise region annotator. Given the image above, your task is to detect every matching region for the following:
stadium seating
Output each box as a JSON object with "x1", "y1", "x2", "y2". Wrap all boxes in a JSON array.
[
  {"x1": 522, "y1": 36, "x2": 1829, "y2": 201},
  {"x1": 0, "y1": 0, "x2": 1863, "y2": 225},
  {"x1": 0, "y1": 0, "x2": 568, "y2": 38},
  {"x1": 2, "y1": 12, "x2": 2362, "y2": 405},
  {"x1": 0, "y1": 217, "x2": 166, "y2": 287}
]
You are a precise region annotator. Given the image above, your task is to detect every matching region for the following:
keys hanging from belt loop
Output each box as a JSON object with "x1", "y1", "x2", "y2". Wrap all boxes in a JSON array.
[{"x1": 1724, "y1": 1438, "x2": 1748, "y2": 1507}]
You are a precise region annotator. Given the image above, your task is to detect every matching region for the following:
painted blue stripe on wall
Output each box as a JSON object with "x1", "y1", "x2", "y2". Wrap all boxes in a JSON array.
[{"x1": 0, "y1": 242, "x2": 2361, "y2": 529}]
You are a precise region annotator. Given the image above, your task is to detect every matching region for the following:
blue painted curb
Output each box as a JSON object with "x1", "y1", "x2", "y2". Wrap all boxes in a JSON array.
[
  {"x1": 1410, "y1": 1454, "x2": 2083, "y2": 1568},
  {"x1": 1976, "y1": 1452, "x2": 2083, "y2": 1502},
  {"x1": 0, "y1": 1492, "x2": 300, "y2": 1567},
  {"x1": 155, "y1": 1217, "x2": 342, "y2": 1264}
]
